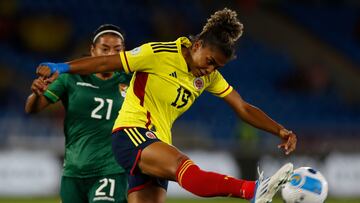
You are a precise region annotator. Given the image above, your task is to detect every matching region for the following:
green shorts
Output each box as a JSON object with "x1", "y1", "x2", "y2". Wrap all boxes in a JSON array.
[{"x1": 60, "y1": 173, "x2": 128, "y2": 203}]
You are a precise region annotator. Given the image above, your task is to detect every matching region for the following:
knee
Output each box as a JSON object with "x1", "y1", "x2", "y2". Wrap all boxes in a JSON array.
[
  {"x1": 176, "y1": 154, "x2": 190, "y2": 168},
  {"x1": 139, "y1": 142, "x2": 191, "y2": 180},
  {"x1": 150, "y1": 153, "x2": 189, "y2": 181},
  {"x1": 169, "y1": 154, "x2": 190, "y2": 179}
]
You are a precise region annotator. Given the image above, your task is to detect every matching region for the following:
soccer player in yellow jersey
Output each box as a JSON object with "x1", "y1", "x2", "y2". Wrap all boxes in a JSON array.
[{"x1": 37, "y1": 8, "x2": 297, "y2": 203}]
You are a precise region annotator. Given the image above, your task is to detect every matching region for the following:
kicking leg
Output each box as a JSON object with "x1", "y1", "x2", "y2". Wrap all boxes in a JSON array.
[
  {"x1": 139, "y1": 141, "x2": 256, "y2": 199},
  {"x1": 251, "y1": 163, "x2": 293, "y2": 203}
]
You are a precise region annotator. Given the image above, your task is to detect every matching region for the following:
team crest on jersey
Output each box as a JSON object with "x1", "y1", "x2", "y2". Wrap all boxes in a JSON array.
[
  {"x1": 130, "y1": 47, "x2": 141, "y2": 55},
  {"x1": 119, "y1": 84, "x2": 128, "y2": 98},
  {"x1": 145, "y1": 131, "x2": 157, "y2": 139},
  {"x1": 193, "y1": 77, "x2": 204, "y2": 90}
]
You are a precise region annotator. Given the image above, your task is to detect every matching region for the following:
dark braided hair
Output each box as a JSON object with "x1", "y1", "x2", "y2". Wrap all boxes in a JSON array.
[{"x1": 194, "y1": 8, "x2": 243, "y2": 59}]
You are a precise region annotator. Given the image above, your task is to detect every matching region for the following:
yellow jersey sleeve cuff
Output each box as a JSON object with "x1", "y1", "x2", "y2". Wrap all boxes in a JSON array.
[
  {"x1": 215, "y1": 85, "x2": 233, "y2": 98},
  {"x1": 120, "y1": 51, "x2": 131, "y2": 73}
]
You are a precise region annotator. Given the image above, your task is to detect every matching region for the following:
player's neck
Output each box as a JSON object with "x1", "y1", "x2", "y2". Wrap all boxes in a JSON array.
[{"x1": 95, "y1": 72, "x2": 114, "y2": 80}]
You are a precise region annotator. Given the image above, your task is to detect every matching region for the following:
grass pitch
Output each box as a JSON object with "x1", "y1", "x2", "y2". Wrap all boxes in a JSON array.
[{"x1": 0, "y1": 196, "x2": 359, "y2": 203}]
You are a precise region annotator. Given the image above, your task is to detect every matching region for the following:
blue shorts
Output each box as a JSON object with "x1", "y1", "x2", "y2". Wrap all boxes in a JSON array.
[{"x1": 112, "y1": 127, "x2": 168, "y2": 194}]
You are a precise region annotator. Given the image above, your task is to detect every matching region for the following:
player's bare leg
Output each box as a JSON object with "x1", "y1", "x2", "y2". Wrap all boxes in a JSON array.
[
  {"x1": 125, "y1": 142, "x2": 185, "y2": 203},
  {"x1": 128, "y1": 185, "x2": 166, "y2": 203},
  {"x1": 137, "y1": 141, "x2": 256, "y2": 200},
  {"x1": 139, "y1": 142, "x2": 188, "y2": 180}
]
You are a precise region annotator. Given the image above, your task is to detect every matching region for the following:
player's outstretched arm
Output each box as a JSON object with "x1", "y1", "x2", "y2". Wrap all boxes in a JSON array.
[
  {"x1": 36, "y1": 54, "x2": 123, "y2": 78},
  {"x1": 223, "y1": 89, "x2": 297, "y2": 154}
]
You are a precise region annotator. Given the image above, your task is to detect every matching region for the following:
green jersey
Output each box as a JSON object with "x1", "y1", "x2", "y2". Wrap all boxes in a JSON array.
[{"x1": 44, "y1": 72, "x2": 131, "y2": 178}]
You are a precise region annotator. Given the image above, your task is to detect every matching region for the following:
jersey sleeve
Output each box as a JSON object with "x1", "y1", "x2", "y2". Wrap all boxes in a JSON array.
[
  {"x1": 43, "y1": 74, "x2": 68, "y2": 103},
  {"x1": 119, "y1": 43, "x2": 155, "y2": 74},
  {"x1": 205, "y1": 70, "x2": 233, "y2": 98}
]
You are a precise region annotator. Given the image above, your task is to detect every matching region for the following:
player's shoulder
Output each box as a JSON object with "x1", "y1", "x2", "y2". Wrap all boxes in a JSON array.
[
  {"x1": 136, "y1": 37, "x2": 191, "y2": 55},
  {"x1": 114, "y1": 71, "x2": 132, "y2": 84},
  {"x1": 53, "y1": 73, "x2": 71, "y2": 83},
  {"x1": 206, "y1": 70, "x2": 227, "y2": 83},
  {"x1": 57, "y1": 73, "x2": 80, "y2": 79},
  {"x1": 151, "y1": 36, "x2": 191, "y2": 51},
  {"x1": 61, "y1": 73, "x2": 85, "y2": 80},
  {"x1": 57, "y1": 73, "x2": 91, "y2": 85},
  {"x1": 208, "y1": 70, "x2": 222, "y2": 78}
]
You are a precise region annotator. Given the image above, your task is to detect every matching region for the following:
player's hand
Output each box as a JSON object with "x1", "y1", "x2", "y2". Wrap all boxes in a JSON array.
[
  {"x1": 31, "y1": 77, "x2": 49, "y2": 96},
  {"x1": 36, "y1": 62, "x2": 69, "y2": 78},
  {"x1": 36, "y1": 63, "x2": 53, "y2": 78},
  {"x1": 278, "y1": 129, "x2": 297, "y2": 155},
  {"x1": 45, "y1": 71, "x2": 59, "y2": 84},
  {"x1": 31, "y1": 72, "x2": 59, "y2": 96}
]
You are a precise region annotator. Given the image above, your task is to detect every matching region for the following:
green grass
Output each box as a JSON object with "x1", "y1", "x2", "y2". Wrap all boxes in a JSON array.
[
  {"x1": 167, "y1": 197, "x2": 360, "y2": 203},
  {"x1": 0, "y1": 197, "x2": 59, "y2": 203},
  {"x1": 0, "y1": 196, "x2": 359, "y2": 203}
]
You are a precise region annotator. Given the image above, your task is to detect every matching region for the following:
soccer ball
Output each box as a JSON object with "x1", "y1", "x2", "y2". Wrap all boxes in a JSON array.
[{"x1": 281, "y1": 167, "x2": 328, "y2": 203}]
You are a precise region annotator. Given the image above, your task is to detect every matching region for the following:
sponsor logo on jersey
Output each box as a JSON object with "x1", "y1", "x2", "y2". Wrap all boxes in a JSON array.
[
  {"x1": 93, "y1": 197, "x2": 115, "y2": 202},
  {"x1": 76, "y1": 82, "x2": 99, "y2": 89},
  {"x1": 145, "y1": 131, "x2": 157, "y2": 139},
  {"x1": 193, "y1": 77, "x2": 204, "y2": 90},
  {"x1": 130, "y1": 47, "x2": 141, "y2": 55}
]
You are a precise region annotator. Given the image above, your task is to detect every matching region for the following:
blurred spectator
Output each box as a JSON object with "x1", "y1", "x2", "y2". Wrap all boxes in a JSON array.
[
  {"x1": 149, "y1": 3, "x2": 200, "y2": 40},
  {"x1": 0, "y1": 66, "x2": 25, "y2": 111},
  {"x1": 354, "y1": 15, "x2": 360, "y2": 44},
  {"x1": 0, "y1": 66, "x2": 14, "y2": 108},
  {"x1": 150, "y1": 7, "x2": 189, "y2": 40},
  {"x1": 235, "y1": 121, "x2": 260, "y2": 151},
  {"x1": 0, "y1": 0, "x2": 17, "y2": 44},
  {"x1": 276, "y1": 62, "x2": 333, "y2": 96},
  {"x1": 18, "y1": 13, "x2": 72, "y2": 55},
  {"x1": 236, "y1": 0, "x2": 259, "y2": 13}
]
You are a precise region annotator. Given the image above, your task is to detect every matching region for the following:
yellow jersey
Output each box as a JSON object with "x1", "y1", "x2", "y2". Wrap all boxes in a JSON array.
[{"x1": 113, "y1": 37, "x2": 233, "y2": 144}]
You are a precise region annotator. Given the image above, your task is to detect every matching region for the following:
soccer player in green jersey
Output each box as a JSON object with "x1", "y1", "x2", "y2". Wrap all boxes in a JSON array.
[
  {"x1": 26, "y1": 24, "x2": 131, "y2": 203},
  {"x1": 36, "y1": 9, "x2": 297, "y2": 203}
]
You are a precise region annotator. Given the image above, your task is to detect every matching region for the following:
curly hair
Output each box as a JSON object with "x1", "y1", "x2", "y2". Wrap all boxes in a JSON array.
[{"x1": 195, "y1": 8, "x2": 244, "y2": 59}]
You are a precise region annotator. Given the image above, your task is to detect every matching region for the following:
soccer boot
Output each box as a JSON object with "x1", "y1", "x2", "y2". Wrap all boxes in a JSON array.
[{"x1": 250, "y1": 163, "x2": 293, "y2": 203}]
